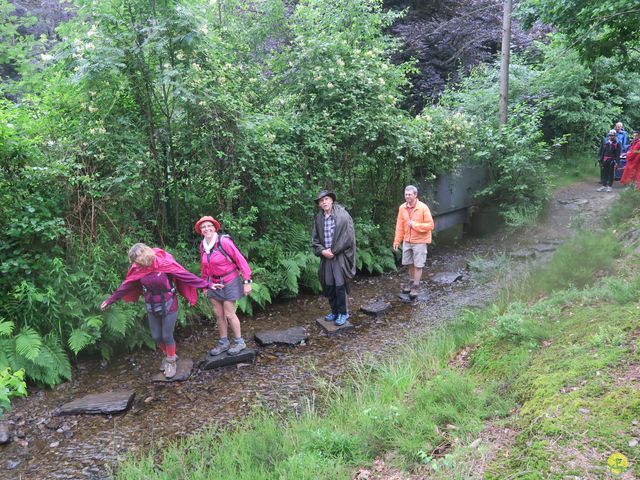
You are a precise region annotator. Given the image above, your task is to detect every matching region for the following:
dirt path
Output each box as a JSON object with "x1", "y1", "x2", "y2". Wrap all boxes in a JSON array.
[{"x1": 0, "y1": 180, "x2": 620, "y2": 479}]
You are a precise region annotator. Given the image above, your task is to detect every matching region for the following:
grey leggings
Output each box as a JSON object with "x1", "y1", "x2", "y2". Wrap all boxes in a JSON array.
[{"x1": 147, "y1": 310, "x2": 178, "y2": 348}]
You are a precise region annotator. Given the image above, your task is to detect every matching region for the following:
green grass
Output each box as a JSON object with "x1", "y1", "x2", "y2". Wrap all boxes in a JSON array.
[
  {"x1": 547, "y1": 149, "x2": 600, "y2": 188},
  {"x1": 115, "y1": 190, "x2": 640, "y2": 479}
]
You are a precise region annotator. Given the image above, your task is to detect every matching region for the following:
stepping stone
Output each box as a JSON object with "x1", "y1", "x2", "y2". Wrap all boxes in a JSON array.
[
  {"x1": 151, "y1": 358, "x2": 193, "y2": 383},
  {"x1": 533, "y1": 243, "x2": 557, "y2": 253},
  {"x1": 510, "y1": 249, "x2": 535, "y2": 259},
  {"x1": 254, "y1": 327, "x2": 308, "y2": 346},
  {"x1": 200, "y1": 349, "x2": 257, "y2": 371},
  {"x1": 0, "y1": 422, "x2": 9, "y2": 444},
  {"x1": 360, "y1": 301, "x2": 391, "y2": 316},
  {"x1": 397, "y1": 293, "x2": 429, "y2": 303},
  {"x1": 58, "y1": 390, "x2": 135, "y2": 415},
  {"x1": 315, "y1": 317, "x2": 354, "y2": 334},
  {"x1": 431, "y1": 272, "x2": 463, "y2": 285}
]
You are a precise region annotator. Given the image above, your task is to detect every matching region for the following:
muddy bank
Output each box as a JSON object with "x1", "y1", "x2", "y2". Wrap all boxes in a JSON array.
[{"x1": 0, "y1": 180, "x2": 619, "y2": 479}]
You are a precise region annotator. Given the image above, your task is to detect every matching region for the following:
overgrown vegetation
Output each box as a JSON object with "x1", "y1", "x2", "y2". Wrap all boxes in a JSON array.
[{"x1": 2, "y1": 0, "x2": 640, "y2": 388}]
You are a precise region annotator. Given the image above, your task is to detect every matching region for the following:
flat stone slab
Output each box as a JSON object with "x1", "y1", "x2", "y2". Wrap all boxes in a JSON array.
[
  {"x1": 397, "y1": 293, "x2": 429, "y2": 303},
  {"x1": 200, "y1": 349, "x2": 257, "y2": 370},
  {"x1": 58, "y1": 390, "x2": 135, "y2": 416},
  {"x1": 532, "y1": 243, "x2": 557, "y2": 253},
  {"x1": 254, "y1": 327, "x2": 308, "y2": 346},
  {"x1": 0, "y1": 422, "x2": 10, "y2": 444},
  {"x1": 558, "y1": 198, "x2": 589, "y2": 206},
  {"x1": 431, "y1": 272, "x2": 463, "y2": 285},
  {"x1": 510, "y1": 249, "x2": 536, "y2": 259},
  {"x1": 151, "y1": 358, "x2": 193, "y2": 383},
  {"x1": 315, "y1": 317, "x2": 354, "y2": 334},
  {"x1": 360, "y1": 301, "x2": 391, "y2": 316}
]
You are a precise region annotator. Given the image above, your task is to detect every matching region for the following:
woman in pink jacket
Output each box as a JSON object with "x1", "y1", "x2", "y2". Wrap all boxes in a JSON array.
[{"x1": 195, "y1": 216, "x2": 252, "y2": 356}]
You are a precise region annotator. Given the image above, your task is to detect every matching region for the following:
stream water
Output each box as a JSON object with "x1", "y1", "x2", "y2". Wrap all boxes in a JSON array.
[{"x1": 0, "y1": 180, "x2": 619, "y2": 479}]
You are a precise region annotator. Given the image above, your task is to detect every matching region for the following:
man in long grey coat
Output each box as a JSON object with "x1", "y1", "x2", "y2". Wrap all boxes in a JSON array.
[{"x1": 311, "y1": 189, "x2": 356, "y2": 326}]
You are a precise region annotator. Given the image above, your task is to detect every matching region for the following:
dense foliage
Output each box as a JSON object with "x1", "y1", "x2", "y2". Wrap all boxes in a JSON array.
[{"x1": 1, "y1": 0, "x2": 640, "y2": 388}]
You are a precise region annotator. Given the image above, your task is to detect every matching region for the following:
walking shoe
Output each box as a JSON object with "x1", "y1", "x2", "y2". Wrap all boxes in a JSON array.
[
  {"x1": 335, "y1": 313, "x2": 349, "y2": 326},
  {"x1": 228, "y1": 338, "x2": 246, "y2": 355},
  {"x1": 324, "y1": 312, "x2": 338, "y2": 321},
  {"x1": 159, "y1": 355, "x2": 178, "y2": 372},
  {"x1": 597, "y1": 186, "x2": 606, "y2": 192},
  {"x1": 164, "y1": 359, "x2": 177, "y2": 379},
  {"x1": 606, "y1": 186, "x2": 612, "y2": 192},
  {"x1": 209, "y1": 340, "x2": 230, "y2": 356},
  {"x1": 401, "y1": 286, "x2": 411, "y2": 295},
  {"x1": 409, "y1": 289, "x2": 419, "y2": 300}
]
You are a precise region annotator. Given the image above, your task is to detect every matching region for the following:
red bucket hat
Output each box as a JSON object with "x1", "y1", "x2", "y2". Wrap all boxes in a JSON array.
[{"x1": 195, "y1": 216, "x2": 221, "y2": 234}]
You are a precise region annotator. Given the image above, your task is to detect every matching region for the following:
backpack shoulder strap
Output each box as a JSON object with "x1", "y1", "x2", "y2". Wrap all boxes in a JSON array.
[{"x1": 215, "y1": 235, "x2": 237, "y2": 268}]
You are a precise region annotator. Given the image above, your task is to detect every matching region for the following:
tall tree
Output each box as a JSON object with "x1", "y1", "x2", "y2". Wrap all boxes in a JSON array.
[{"x1": 520, "y1": 0, "x2": 640, "y2": 64}]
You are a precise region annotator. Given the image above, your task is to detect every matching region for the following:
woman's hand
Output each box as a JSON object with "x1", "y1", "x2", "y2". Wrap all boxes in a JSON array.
[
  {"x1": 243, "y1": 283, "x2": 252, "y2": 296},
  {"x1": 322, "y1": 248, "x2": 334, "y2": 259},
  {"x1": 100, "y1": 300, "x2": 109, "y2": 311}
]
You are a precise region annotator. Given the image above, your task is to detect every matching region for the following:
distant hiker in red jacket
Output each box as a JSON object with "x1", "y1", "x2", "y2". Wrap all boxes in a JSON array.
[
  {"x1": 101, "y1": 243, "x2": 214, "y2": 379},
  {"x1": 620, "y1": 130, "x2": 640, "y2": 189}
]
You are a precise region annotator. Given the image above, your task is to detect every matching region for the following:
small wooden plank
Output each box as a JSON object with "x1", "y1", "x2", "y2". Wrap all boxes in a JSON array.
[
  {"x1": 200, "y1": 349, "x2": 257, "y2": 371},
  {"x1": 151, "y1": 358, "x2": 193, "y2": 383},
  {"x1": 254, "y1": 327, "x2": 308, "y2": 346},
  {"x1": 58, "y1": 390, "x2": 135, "y2": 416},
  {"x1": 316, "y1": 317, "x2": 354, "y2": 334}
]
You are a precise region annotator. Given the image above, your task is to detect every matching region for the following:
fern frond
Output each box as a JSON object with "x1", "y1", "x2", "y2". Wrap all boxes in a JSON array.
[
  {"x1": 68, "y1": 329, "x2": 94, "y2": 355},
  {"x1": 15, "y1": 327, "x2": 42, "y2": 361},
  {"x1": 0, "y1": 318, "x2": 14, "y2": 337},
  {"x1": 104, "y1": 309, "x2": 130, "y2": 336}
]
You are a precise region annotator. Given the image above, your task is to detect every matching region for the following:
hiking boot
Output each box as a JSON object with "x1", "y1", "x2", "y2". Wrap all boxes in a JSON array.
[
  {"x1": 228, "y1": 338, "x2": 246, "y2": 356},
  {"x1": 606, "y1": 186, "x2": 612, "y2": 192},
  {"x1": 597, "y1": 186, "x2": 606, "y2": 192},
  {"x1": 164, "y1": 359, "x2": 177, "y2": 379},
  {"x1": 324, "y1": 312, "x2": 338, "y2": 321},
  {"x1": 335, "y1": 313, "x2": 350, "y2": 326},
  {"x1": 209, "y1": 341, "x2": 230, "y2": 356},
  {"x1": 160, "y1": 355, "x2": 177, "y2": 372}
]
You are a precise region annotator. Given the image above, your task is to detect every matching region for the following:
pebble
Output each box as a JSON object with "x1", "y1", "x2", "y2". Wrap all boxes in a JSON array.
[
  {"x1": 578, "y1": 408, "x2": 590, "y2": 414},
  {"x1": 629, "y1": 438, "x2": 639, "y2": 448},
  {"x1": 5, "y1": 459, "x2": 20, "y2": 470},
  {"x1": 49, "y1": 441, "x2": 60, "y2": 448}
]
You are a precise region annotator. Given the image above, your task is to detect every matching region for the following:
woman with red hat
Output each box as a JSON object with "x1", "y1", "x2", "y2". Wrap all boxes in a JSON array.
[
  {"x1": 195, "y1": 216, "x2": 252, "y2": 356},
  {"x1": 100, "y1": 243, "x2": 215, "y2": 379}
]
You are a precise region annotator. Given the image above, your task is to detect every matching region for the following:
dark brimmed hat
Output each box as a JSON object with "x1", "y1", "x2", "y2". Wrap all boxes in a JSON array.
[
  {"x1": 195, "y1": 216, "x2": 221, "y2": 234},
  {"x1": 315, "y1": 189, "x2": 336, "y2": 203}
]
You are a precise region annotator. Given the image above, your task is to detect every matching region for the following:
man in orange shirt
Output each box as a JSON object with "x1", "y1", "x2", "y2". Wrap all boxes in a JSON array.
[{"x1": 393, "y1": 185, "x2": 435, "y2": 299}]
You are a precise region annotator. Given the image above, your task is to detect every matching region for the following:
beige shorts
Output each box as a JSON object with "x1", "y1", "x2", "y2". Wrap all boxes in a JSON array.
[{"x1": 402, "y1": 241, "x2": 427, "y2": 268}]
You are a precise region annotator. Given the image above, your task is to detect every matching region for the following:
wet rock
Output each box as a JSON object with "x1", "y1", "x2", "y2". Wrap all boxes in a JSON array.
[
  {"x1": 431, "y1": 272, "x2": 463, "y2": 285},
  {"x1": 58, "y1": 390, "x2": 135, "y2": 415},
  {"x1": 0, "y1": 422, "x2": 10, "y2": 444},
  {"x1": 397, "y1": 293, "x2": 429, "y2": 303},
  {"x1": 45, "y1": 418, "x2": 62, "y2": 430},
  {"x1": 254, "y1": 327, "x2": 308, "y2": 346},
  {"x1": 533, "y1": 243, "x2": 557, "y2": 253},
  {"x1": 510, "y1": 249, "x2": 536, "y2": 259},
  {"x1": 151, "y1": 358, "x2": 193, "y2": 383},
  {"x1": 360, "y1": 301, "x2": 391, "y2": 316},
  {"x1": 200, "y1": 349, "x2": 257, "y2": 371},
  {"x1": 315, "y1": 317, "x2": 354, "y2": 335},
  {"x1": 5, "y1": 459, "x2": 20, "y2": 470}
]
